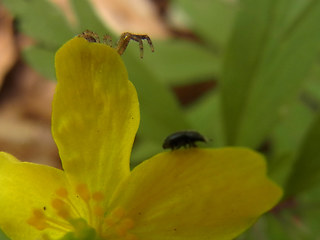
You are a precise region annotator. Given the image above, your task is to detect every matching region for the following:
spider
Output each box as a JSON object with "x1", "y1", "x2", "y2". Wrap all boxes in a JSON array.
[{"x1": 78, "y1": 30, "x2": 154, "y2": 58}]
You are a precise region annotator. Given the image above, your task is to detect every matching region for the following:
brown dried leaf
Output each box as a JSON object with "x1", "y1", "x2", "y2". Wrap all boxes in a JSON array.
[
  {"x1": 0, "y1": 6, "x2": 17, "y2": 89},
  {"x1": 90, "y1": 0, "x2": 170, "y2": 38},
  {"x1": 49, "y1": 0, "x2": 77, "y2": 26},
  {"x1": 0, "y1": 63, "x2": 60, "y2": 168}
]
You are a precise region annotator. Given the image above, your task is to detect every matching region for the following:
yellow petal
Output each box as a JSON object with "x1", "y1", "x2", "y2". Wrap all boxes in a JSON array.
[
  {"x1": 0, "y1": 152, "x2": 69, "y2": 240},
  {"x1": 109, "y1": 148, "x2": 282, "y2": 240},
  {"x1": 53, "y1": 37, "x2": 140, "y2": 196}
]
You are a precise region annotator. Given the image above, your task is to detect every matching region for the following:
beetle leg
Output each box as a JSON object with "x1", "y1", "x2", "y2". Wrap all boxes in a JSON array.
[
  {"x1": 190, "y1": 142, "x2": 197, "y2": 148},
  {"x1": 186, "y1": 140, "x2": 197, "y2": 148}
]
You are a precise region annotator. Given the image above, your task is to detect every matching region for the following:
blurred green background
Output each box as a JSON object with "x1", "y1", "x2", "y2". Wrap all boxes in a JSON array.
[{"x1": 1, "y1": 0, "x2": 320, "y2": 239}]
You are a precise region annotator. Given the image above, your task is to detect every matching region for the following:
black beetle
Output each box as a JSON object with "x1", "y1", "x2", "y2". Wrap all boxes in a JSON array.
[{"x1": 162, "y1": 130, "x2": 207, "y2": 150}]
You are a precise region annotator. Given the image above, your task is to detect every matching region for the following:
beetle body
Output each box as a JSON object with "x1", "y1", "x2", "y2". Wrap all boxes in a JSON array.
[{"x1": 162, "y1": 131, "x2": 207, "y2": 150}]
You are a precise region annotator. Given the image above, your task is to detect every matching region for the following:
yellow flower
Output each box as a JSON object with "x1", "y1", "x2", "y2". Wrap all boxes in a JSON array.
[{"x1": 0, "y1": 37, "x2": 282, "y2": 240}]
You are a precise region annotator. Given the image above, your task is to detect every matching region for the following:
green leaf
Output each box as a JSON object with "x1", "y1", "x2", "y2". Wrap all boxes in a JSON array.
[
  {"x1": 174, "y1": 0, "x2": 236, "y2": 48},
  {"x1": 271, "y1": 101, "x2": 314, "y2": 157},
  {"x1": 2, "y1": 0, "x2": 75, "y2": 48},
  {"x1": 142, "y1": 39, "x2": 220, "y2": 85},
  {"x1": 268, "y1": 153, "x2": 296, "y2": 188},
  {"x1": 221, "y1": 0, "x2": 320, "y2": 148},
  {"x1": 0, "y1": 229, "x2": 10, "y2": 240},
  {"x1": 71, "y1": 0, "x2": 112, "y2": 36},
  {"x1": 304, "y1": 58, "x2": 320, "y2": 103},
  {"x1": 264, "y1": 214, "x2": 293, "y2": 240},
  {"x1": 131, "y1": 141, "x2": 161, "y2": 169},
  {"x1": 268, "y1": 100, "x2": 315, "y2": 186},
  {"x1": 296, "y1": 187, "x2": 320, "y2": 238},
  {"x1": 5, "y1": 0, "x2": 115, "y2": 82},
  {"x1": 238, "y1": 211, "x2": 316, "y2": 240},
  {"x1": 123, "y1": 50, "x2": 191, "y2": 144},
  {"x1": 237, "y1": 215, "x2": 291, "y2": 240},
  {"x1": 23, "y1": 46, "x2": 56, "y2": 80},
  {"x1": 285, "y1": 114, "x2": 320, "y2": 196},
  {"x1": 186, "y1": 90, "x2": 225, "y2": 147}
]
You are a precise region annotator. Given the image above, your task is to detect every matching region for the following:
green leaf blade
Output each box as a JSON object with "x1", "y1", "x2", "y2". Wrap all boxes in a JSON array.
[
  {"x1": 2, "y1": 0, "x2": 75, "y2": 47},
  {"x1": 221, "y1": 0, "x2": 320, "y2": 148},
  {"x1": 285, "y1": 114, "x2": 320, "y2": 196}
]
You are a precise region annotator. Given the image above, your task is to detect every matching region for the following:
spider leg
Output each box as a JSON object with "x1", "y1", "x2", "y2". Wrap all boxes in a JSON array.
[
  {"x1": 78, "y1": 30, "x2": 100, "y2": 43},
  {"x1": 81, "y1": 31, "x2": 154, "y2": 58},
  {"x1": 131, "y1": 36, "x2": 144, "y2": 58},
  {"x1": 103, "y1": 35, "x2": 113, "y2": 47},
  {"x1": 142, "y1": 35, "x2": 154, "y2": 52},
  {"x1": 138, "y1": 38, "x2": 144, "y2": 58},
  {"x1": 131, "y1": 34, "x2": 154, "y2": 58},
  {"x1": 116, "y1": 32, "x2": 132, "y2": 55}
]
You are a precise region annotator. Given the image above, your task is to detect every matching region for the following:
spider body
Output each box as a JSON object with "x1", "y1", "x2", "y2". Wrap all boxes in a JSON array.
[
  {"x1": 78, "y1": 30, "x2": 154, "y2": 58},
  {"x1": 162, "y1": 131, "x2": 207, "y2": 150}
]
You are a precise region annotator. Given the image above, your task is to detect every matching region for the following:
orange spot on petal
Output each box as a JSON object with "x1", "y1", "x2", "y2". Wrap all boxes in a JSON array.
[
  {"x1": 27, "y1": 211, "x2": 48, "y2": 231},
  {"x1": 57, "y1": 207, "x2": 71, "y2": 219},
  {"x1": 51, "y1": 198, "x2": 65, "y2": 210},
  {"x1": 93, "y1": 206, "x2": 104, "y2": 217},
  {"x1": 115, "y1": 225, "x2": 127, "y2": 237},
  {"x1": 125, "y1": 233, "x2": 138, "y2": 240},
  {"x1": 116, "y1": 218, "x2": 135, "y2": 237},
  {"x1": 92, "y1": 191, "x2": 104, "y2": 202},
  {"x1": 104, "y1": 217, "x2": 115, "y2": 227},
  {"x1": 122, "y1": 218, "x2": 135, "y2": 230},
  {"x1": 56, "y1": 187, "x2": 69, "y2": 198},
  {"x1": 33, "y1": 209, "x2": 45, "y2": 219},
  {"x1": 111, "y1": 207, "x2": 125, "y2": 219},
  {"x1": 76, "y1": 184, "x2": 91, "y2": 202}
]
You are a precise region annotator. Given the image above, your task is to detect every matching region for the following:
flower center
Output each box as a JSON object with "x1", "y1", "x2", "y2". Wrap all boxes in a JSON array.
[{"x1": 27, "y1": 183, "x2": 137, "y2": 240}]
